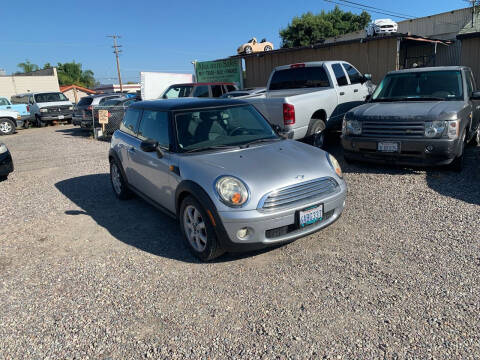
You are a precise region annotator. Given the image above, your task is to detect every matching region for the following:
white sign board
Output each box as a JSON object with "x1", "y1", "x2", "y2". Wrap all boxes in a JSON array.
[{"x1": 140, "y1": 72, "x2": 194, "y2": 100}]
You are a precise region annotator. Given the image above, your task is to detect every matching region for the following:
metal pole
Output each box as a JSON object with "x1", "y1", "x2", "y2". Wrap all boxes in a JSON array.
[
  {"x1": 108, "y1": 35, "x2": 123, "y2": 93},
  {"x1": 92, "y1": 106, "x2": 97, "y2": 139}
]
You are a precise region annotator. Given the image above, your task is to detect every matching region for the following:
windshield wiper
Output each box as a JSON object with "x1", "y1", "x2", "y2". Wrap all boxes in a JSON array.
[
  {"x1": 241, "y1": 137, "x2": 283, "y2": 148},
  {"x1": 183, "y1": 145, "x2": 239, "y2": 153}
]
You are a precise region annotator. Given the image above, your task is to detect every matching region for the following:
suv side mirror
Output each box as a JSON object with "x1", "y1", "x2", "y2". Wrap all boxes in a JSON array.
[
  {"x1": 471, "y1": 91, "x2": 480, "y2": 100},
  {"x1": 365, "y1": 94, "x2": 372, "y2": 101},
  {"x1": 140, "y1": 139, "x2": 158, "y2": 152},
  {"x1": 362, "y1": 74, "x2": 372, "y2": 83}
]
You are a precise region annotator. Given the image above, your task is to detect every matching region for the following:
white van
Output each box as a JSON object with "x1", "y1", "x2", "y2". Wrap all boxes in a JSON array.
[{"x1": 11, "y1": 92, "x2": 73, "y2": 127}]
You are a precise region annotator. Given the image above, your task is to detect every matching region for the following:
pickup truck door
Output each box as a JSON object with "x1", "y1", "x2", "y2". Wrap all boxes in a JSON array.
[
  {"x1": 342, "y1": 62, "x2": 369, "y2": 105},
  {"x1": 329, "y1": 63, "x2": 352, "y2": 127}
]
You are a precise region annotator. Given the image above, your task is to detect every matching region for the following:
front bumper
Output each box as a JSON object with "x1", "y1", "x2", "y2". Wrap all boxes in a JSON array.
[
  {"x1": 0, "y1": 151, "x2": 14, "y2": 176},
  {"x1": 217, "y1": 187, "x2": 347, "y2": 251},
  {"x1": 40, "y1": 113, "x2": 73, "y2": 121},
  {"x1": 342, "y1": 136, "x2": 461, "y2": 166}
]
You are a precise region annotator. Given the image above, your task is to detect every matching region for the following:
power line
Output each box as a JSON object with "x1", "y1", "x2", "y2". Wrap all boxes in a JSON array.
[
  {"x1": 337, "y1": 0, "x2": 415, "y2": 18},
  {"x1": 107, "y1": 35, "x2": 123, "y2": 92},
  {"x1": 324, "y1": 0, "x2": 414, "y2": 19}
]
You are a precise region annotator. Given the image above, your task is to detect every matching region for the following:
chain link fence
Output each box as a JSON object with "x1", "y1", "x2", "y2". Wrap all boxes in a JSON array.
[{"x1": 80, "y1": 106, "x2": 126, "y2": 140}]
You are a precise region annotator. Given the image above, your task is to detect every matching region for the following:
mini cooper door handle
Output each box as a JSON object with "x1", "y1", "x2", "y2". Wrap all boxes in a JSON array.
[
  {"x1": 354, "y1": 89, "x2": 359, "y2": 93},
  {"x1": 340, "y1": 92, "x2": 345, "y2": 96}
]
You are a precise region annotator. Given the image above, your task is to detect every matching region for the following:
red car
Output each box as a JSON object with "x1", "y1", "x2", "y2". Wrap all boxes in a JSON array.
[{"x1": 161, "y1": 82, "x2": 238, "y2": 99}]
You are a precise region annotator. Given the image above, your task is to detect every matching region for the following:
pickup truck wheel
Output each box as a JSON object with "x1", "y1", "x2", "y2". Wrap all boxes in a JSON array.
[
  {"x1": 110, "y1": 159, "x2": 132, "y2": 200},
  {"x1": 35, "y1": 115, "x2": 46, "y2": 128},
  {"x1": 0, "y1": 118, "x2": 15, "y2": 135},
  {"x1": 307, "y1": 119, "x2": 326, "y2": 148},
  {"x1": 180, "y1": 196, "x2": 224, "y2": 262}
]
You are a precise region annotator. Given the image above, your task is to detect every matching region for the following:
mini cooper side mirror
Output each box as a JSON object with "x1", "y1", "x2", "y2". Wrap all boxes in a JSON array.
[{"x1": 140, "y1": 139, "x2": 158, "y2": 153}]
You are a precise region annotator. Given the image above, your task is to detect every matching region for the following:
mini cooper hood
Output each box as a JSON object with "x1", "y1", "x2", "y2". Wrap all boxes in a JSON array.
[
  {"x1": 179, "y1": 140, "x2": 340, "y2": 210},
  {"x1": 350, "y1": 101, "x2": 466, "y2": 121}
]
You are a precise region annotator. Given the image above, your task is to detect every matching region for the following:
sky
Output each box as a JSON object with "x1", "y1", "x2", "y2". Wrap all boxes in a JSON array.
[{"x1": 1, "y1": 0, "x2": 470, "y2": 84}]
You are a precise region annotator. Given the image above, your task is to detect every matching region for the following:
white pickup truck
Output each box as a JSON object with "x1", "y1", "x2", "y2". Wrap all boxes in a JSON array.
[{"x1": 245, "y1": 61, "x2": 372, "y2": 147}]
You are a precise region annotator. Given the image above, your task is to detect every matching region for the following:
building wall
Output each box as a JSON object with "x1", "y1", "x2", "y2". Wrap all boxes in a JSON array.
[
  {"x1": 244, "y1": 37, "x2": 398, "y2": 87},
  {"x1": 460, "y1": 37, "x2": 480, "y2": 86},
  {"x1": 0, "y1": 68, "x2": 60, "y2": 99}
]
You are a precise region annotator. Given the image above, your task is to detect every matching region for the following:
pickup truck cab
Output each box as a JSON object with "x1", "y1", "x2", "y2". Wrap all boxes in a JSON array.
[
  {"x1": 0, "y1": 96, "x2": 30, "y2": 128},
  {"x1": 0, "y1": 109, "x2": 22, "y2": 135},
  {"x1": 245, "y1": 61, "x2": 371, "y2": 147},
  {"x1": 12, "y1": 92, "x2": 73, "y2": 127},
  {"x1": 341, "y1": 66, "x2": 480, "y2": 171}
]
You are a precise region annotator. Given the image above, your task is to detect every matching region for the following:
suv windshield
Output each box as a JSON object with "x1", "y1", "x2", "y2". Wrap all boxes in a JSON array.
[
  {"x1": 163, "y1": 85, "x2": 193, "y2": 99},
  {"x1": 34, "y1": 92, "x2": 68, "y2": 103},
  {"x1": 372, "y1": 70, "x2": 464, "y2": 101},
  {"x1": 175, "y1": 105, "x2": 278, "y2": 152}
]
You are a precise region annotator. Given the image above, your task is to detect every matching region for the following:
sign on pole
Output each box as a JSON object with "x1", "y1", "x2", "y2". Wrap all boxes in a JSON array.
[{"x1": 195, "y1": 59, "x2": 243, "y2": 88}]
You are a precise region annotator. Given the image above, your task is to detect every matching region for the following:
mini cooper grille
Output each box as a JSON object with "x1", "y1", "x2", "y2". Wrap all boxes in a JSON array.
[
  {"x1": 260, "y1": 177, "x2": 338, "y2": 210},
  {"x1": 362, "y1": 121, "x2": 424, "y2": 138}
]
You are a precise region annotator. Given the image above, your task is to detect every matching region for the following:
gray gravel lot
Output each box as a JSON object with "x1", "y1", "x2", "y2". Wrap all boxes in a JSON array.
[{"x1": 1, "y1": 125, "x2": 479, "y2": 359}]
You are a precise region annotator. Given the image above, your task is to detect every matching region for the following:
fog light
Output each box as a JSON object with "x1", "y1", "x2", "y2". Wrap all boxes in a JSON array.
[
  {"x1": 237, "y1": 227, "x2": 250, "y2": 240},
  {"x1": 425, "y1": 145, "x2": 434, "y2": 152}
]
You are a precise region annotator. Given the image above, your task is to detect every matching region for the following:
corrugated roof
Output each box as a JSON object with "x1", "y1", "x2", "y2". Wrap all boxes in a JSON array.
[{"x1": 457, "y1": 11, "x2": 480, "y2": 38}]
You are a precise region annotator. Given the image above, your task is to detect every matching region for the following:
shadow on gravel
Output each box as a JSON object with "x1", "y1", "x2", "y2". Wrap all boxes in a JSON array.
[
  {"x1": 55, "y1": 174, "x2": 274, "y2": 263},
  {"x1": 55, "y1": 127, "x2": 92, "y2": 138},
  {"x1": 324, "y1": 133, "x2": 480, "y2": 206}
]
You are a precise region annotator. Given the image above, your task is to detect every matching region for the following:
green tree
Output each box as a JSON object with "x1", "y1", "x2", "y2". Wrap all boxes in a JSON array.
[
  {"x1": 17, "y1": 60, "x2": 39, "y2": 73},
  {"x1": 56, "y1": 61, "x2": 95, "y2": 89},
  {"x1": 43, "y1": 62, "x2": 52, "y2": 69},
  {"x1": 280, "y1": 6, "x2": 371, "y2": 48}
]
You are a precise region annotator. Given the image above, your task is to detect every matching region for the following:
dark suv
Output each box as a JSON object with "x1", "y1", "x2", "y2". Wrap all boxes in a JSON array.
[
  {"x1": 342, "y1": 66, "x2": 480, "y2": 171},
  {"x1": 72, "y1": 93, "x2": 126, "y2": 127}
]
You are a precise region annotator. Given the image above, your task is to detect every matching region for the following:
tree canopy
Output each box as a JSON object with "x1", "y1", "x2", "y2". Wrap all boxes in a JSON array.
[
  {"x1": 17, "y1": 60, "x2": 39, "y2": 73},
  {"x1": 280, "y1": 6, "x2": 371, "y2": 48}
]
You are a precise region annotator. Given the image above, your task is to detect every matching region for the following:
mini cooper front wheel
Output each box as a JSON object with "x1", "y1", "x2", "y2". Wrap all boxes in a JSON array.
[
  {"x1": 110, "y1": 159, "x2": 132, "y2": 200},
  {"x1": 180, "y1": 196, "x2": 224, "y2": 261}
]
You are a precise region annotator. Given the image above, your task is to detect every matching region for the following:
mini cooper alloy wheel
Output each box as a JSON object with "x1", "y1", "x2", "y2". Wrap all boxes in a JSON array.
[{"x1": 183, "y1": 205, "x2": 208, "y2": 252}]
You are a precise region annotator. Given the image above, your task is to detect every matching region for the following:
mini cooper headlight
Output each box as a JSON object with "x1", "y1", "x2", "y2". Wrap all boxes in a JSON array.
[
  {"x1": 327, "y1": 153, "x2": 343, "y2": 178},
  {"x1": 215, "y1": 176, "x2": 249, "y2": 207}
]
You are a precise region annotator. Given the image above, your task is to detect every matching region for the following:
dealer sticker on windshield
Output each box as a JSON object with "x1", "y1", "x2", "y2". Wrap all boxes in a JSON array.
[
  {"x1": 299, "y1": 204, "x2": 323, "y2": 227},
  {"x1": 378, "y1": 142, "x2": 399, "y2": 152}
]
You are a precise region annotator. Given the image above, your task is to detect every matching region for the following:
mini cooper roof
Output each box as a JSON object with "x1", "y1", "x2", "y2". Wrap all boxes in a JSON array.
[{"x1": 130, "y1": 98, "x2": 248, "y2": 111}]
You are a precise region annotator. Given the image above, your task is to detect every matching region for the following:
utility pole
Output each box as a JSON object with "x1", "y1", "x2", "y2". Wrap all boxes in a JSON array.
[{"x1": 107, "y1": 35, "x2": 123, "y2": 93}]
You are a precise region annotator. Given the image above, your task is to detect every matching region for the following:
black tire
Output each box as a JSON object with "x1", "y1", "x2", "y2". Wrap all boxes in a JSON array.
[
  {"x1": 179, "y1": 196, "x2": 224, "y2": 262},
  {"x1": 469, "y1": 126, "x2": 480, "y2": 146},
  {"x1": 307, "y1": 119, "x2": 326, "y2": 148},
  {"x1": 264, "y1": 45, "x2": 272, "y2": 51},
  {"x1": 109, "y1": 159, "x2": 132, "y2": 200},
  {"x1": 0, "y1": 175, "x2": 7, "y2": 181},
  {"x1": 35, "y1": 115, "x2": 46, "y2": 128},
  {"x1": 343, "y1": 154, "x2": 353, "y2": 164},
  {"x1": 448, "y1": 132, "x2": 466, "y2": 172},
  {"x1": 0, "y1": 118, "x2": 15, "y2": 135},
  {"x1": 244, "y1": 46, "x2": 252, "y2": 54}
]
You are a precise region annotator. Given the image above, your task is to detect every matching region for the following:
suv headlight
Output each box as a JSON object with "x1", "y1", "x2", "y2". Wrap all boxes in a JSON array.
[
  {"x1": 0, "y1": 144, "x2": 8, "y2": 154},
  {"x1": 68, "y1": 106, "x2": 73, "y2": 110},
  {"x1": 326, "y1": 153, "x2": 343, "y2": 178},
  {"x1": 215, "y1": 176, "x2": 249, "y2": 207},
  {"x1": 342, "y1": 117, "x2": 362, "y2": 136},
  {"x1": 40, "y1": 108, "x2": 48, "y2": 113},
  {"x1": 425, "y1": 120, "x2": 450, "y2": 138}
]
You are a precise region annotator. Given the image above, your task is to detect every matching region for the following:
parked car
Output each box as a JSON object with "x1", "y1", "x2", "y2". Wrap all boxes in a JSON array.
[
  {"x1": 109, "y1": 98, "x2": 347, "y2": 261},
  {"x1": 0, "y1": 142, "x2": 13, "y2": 180},
  {"x1": 97, "y1": 97, "x2": 140, "y2": 135},
  {"x1": 366, "y1": 19, "x2": 398, "y2": 37},
  {"x1": 245, "y1": 61, "x2": 372, "y2": 147},
  {"x1": 161, "y1": 83, "x2": 238, "y2": 99},
  {"x1": 0, "y1": 96, "x2": 30, "y2": 128},
  {"x1": 237, "y1": 38, "x2": 274, "y2": 54},
  {"x1": 341, "y1": 66, "x2": 480, "y2": 171},
  {"x1": 0, "y1": 109, "x2": 22, "y2": 135},
  {"x1": 72, "y1": 93, "x2": 126, "y2": 128},
  {"x1": 220, "y1": 88, "x2": 266, "y2": 98},
  {"x1": 11, "y1": 92, "x2": 73, "y2": 127}
]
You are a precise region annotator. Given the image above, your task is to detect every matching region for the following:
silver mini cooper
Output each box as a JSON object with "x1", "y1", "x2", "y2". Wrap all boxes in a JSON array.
[{"x1": 109, "y1": 98, "x2": 347, "y2": 261}]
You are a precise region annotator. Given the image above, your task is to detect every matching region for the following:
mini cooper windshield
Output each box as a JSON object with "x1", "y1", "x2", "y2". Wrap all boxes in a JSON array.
[
  {"x1": 372, "y1": 70, "x2": 464, "y2": 101},
  {"x1": 175, "y1": 104, "x2": 280, "y2": 152}
]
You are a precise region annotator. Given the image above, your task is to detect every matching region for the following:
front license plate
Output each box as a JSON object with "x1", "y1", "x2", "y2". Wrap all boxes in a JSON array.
[
  {"x1": 378, "y1": 142, "x2": 399, "y2": 152},
  {"x1": 299, "y1": 204, "x2": 323, "y2": 227},
  {"x1": 58, "y1": 115, "x2": 64, "y2": 120}
]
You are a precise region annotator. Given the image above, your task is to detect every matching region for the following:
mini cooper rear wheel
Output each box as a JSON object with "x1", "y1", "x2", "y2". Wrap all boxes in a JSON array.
[
  {"x1": 0, "y1": 118, "x2": 15, "y2": 135},
  {"x1": 180, "y1": 196, "x2": 224, "y2": 261},
  {"x1": 110, "y1": 159, "x2": 132, "y2": 200}
]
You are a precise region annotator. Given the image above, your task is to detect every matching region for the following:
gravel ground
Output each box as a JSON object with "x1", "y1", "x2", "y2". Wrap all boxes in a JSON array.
[{"x1": 1, "y1": 125, "x2": 479, "y2": 359}]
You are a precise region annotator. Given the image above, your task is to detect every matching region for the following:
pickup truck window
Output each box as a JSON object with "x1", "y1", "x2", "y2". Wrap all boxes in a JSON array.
[
  {"x1": 332, "y1": 64, "x2": 348, "y2": 86},
  {"x1": 269, "y1": 67, "x2": 330, "y2": 90},
  {"x1": 211, "y1": 85, "x2": 223, "y2": 97},
  {"x1": 163, "y1": 85, "x2": 193, "y2": 99},
  {"x1": 11, "y1": 96, "x2": 27, "y2": 104},
  {"x1": 0, "y1": 98, "x2": 9, "y2": 106},
  {"x1": 342, "y1": 63, "x2": 363, "y2": 84},
  {"x1": 193, "y1": 85, "x2": 209, "y2": 98},
  {"x1": 372, "y1": 70, "x2": 464, "y2": 101}
]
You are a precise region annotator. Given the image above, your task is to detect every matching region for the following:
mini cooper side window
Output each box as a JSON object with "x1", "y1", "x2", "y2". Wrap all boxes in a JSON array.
[
  {"x1": 137, "y1": 110, "x2": 170, "y2": 149},
  {"x1": 120, "y1": 108, "x2": 141, "y2": 136}
]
